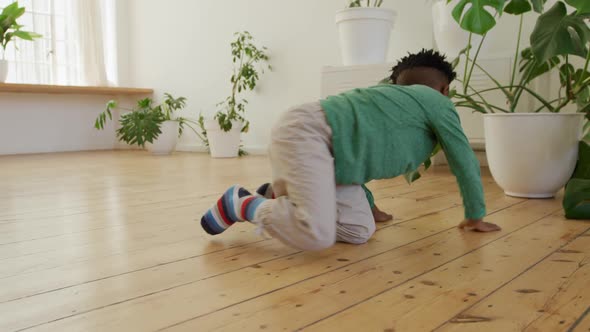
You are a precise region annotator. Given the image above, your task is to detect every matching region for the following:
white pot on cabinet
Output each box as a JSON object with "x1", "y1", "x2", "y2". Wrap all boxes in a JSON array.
[
  {"x1": 431, "y1": 0, "x2": 486, "y2": 58},
  {"x1": 205, "y1": 120, "x2": 243, "y2": 158},
  {"x1": 336, "y1": 7, "x2": 397, "y2": 66},
  {"x1": 484, "y1": 113, "x2": 584, "y2": 198},
  {"x1": 146, "y1": 120, "x2": 179, "y2": 155}
]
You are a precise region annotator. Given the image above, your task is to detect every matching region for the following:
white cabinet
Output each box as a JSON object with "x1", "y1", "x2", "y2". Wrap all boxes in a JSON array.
[{"x1": 321, "y1": 63, "x2": 393, "y2": 98}]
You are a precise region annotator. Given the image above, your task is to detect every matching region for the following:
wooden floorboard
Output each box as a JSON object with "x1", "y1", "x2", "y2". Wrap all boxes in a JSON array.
[
  {"x1": 0, "y1": 151, "x2": 587, "y2": 332},
  {"x1": 437, "y1": 230, "x2": 590, "y2": 332}
]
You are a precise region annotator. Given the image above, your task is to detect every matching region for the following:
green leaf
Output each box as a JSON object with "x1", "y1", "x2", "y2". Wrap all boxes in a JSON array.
[
  {"x1": 563, "y1": 142, "x2": 590, "y2": 219},
  {"x1": 563, "y1": 178, "x2": 590, "y2": 219},
  {"x1": 424, "y1": 158, "x2": 433, "y2": 171},
  {"x1": 530, "y1": 0, "x2": 546, "y2": 13},
  {"x1": 504, "y1": 0, "x2": 532, "y2": 15},
  {"x1": 519, "y1": 47, "x2": 561, "y2": 83},
  {"x1": 1, "y1": 2, "x2": 23, "y2": 20},
  {"x1": 530, "y1": 2, "x2": 590, "y2": 62},
  {"x1": 12, "y1": 30, "x2": 42, "y2": 40},
  {"x1": 452, "y1": 0, "x2": 507, "y2": 35},
  {"x1": 565, "y1": 0, "x2": 590, "y2": 14},
  {"x1": 573, "y1": 141, "x2": 590, "y2": 179},
  {"x1": 559, "y1": 63, "x2": 576, "y2": 86},
  {"x1": 404, "y1": 170, "x2": 422, "y2": 185},
  {"x1": 455, "y1": 101, "x2": 487, "y2": 113},
  {"x1": 106, "y1": 100, "x2": 117, "y2": 111}
]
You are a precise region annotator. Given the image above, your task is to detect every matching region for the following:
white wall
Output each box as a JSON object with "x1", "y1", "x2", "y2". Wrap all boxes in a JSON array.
[
  {"x1": 0, "y1": 0, "x2": 559, "y2": 156},
  {"x1": 0, "y1": 0, "x2": 134, "y2": 156},
  {"x1": 125, "y1": 0, "x2": 435, "y2": 152},
  {"x1": 0, "y1": 93, "x2": 118, "y2": 155}
]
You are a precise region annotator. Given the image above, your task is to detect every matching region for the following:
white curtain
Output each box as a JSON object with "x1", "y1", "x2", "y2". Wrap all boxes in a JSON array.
[{"x1": 72, "y1": 0, "x2": 108, "y2": 86}]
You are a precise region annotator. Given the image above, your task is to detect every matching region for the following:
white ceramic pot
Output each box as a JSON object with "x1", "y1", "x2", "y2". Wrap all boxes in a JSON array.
[
  {"x1": 484, "y1": 113, "x2": 585, "y2": 198},
  {"x1": 0, "y1": 59, "x2": 7, "y2": 83},
  {"x1": 205, "y1": 120, "x2": 243, "y2": 158},
  {"x1": 335, "y1": 7, "x2": 397, "y2": 66},
  {"x1": 431, "y1": 0, "x2": 485, "y2": 58},
  {"x1": 146, "y1": 120, "x2": 179, "y2": 155}
]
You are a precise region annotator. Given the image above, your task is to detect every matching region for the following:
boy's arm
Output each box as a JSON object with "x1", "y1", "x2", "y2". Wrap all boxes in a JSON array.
[{"x1": 428, "y1": 103, "x2": 489, "y2": 223}]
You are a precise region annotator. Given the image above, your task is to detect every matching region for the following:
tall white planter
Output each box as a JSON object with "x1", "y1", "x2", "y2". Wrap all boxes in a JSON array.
[
  {"x1": 205, "y1": 120, "x2": 243, "y2": 158},
  {"x1": 431, "y1": 0, "x2": 486, "y2": 58},
  {"x1": 146, "y1": 120, "x2": 179, "y2": 155},
  {"x1": 484, "y1": 113, "x2": 584, "y2": 198},
  {"x1": 0, "y1": 60, "x2": 7, "y2": 83},
  {"x1": 336, "y1": 7, "x2": 397, "y2": 66}
]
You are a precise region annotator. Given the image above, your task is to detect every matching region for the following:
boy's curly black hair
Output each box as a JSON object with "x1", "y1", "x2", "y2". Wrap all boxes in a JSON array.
[{"x1": 390, "y1": 49, "x2": 457, "y2": 84}]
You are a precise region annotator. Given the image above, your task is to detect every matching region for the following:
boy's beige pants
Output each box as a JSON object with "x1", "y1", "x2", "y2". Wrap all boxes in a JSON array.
[{"x1": 254, "y1": 102, "x2": 376, "y2": 251}]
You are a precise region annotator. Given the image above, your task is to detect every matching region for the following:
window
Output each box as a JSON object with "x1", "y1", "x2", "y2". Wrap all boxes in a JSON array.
[{"x1": 0, "y1": 0, "x2": 116, "y2": 86}]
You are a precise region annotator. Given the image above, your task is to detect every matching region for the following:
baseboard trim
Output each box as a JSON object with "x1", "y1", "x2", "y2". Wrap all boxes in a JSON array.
[{"x1": 175, "y1": 144, "x2": 268, "y2": 156}]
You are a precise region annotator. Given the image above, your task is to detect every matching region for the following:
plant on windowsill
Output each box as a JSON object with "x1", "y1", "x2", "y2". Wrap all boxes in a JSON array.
[
  {"x1": 336, "y1": 0, "x2": 396, "y2": 66},
  {"x1": 448, "y1": 0, "x2": 589, "y2": 198},
  {"x1": 0, "y1": 1, "x2": 42, "y2": 83},
  {"x1": 95, "y1": 93, "x2": 204, "y2": 155},
  {"x1": 198, "y1": 31, "x2": 271, "y2": 158}
]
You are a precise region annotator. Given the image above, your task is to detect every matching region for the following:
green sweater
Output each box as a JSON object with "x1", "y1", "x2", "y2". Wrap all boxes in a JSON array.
[{"x1": 321, "y1": 84, "x2": 486, "y2": 220}]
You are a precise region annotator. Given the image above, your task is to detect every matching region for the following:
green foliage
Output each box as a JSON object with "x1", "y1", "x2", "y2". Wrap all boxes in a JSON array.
[
  {"x1": 211, "y1": 31, "x2": 271, "y2": 134},
  {"x1": 94, "y1": 93, "x2": 204, "y2": 148},
  {"x1": 447, "y1": 0, "x2": 590, "y2": 124},
  {"x1": 117, "y1": 100, "x2": 165, "y2": 147},
  {"x1": 404, "y1": 144, "x2": 442, "y2": 185},
  {"x1": 162, "y1": 93, "x2": 187, "y2": 120},
  {"x1": 449, "y1": 0, "x2": 545, "y2": 35},
  {"x1": 565, "y1": 0, "x2": 590, "y2": 14},
  {"x1": 348, "y1": 0, "x2": 384, "y2": 7},
  {"x1": 563, "y1": 142, "x2": 590, "y2": 219},
  {"x1": 451, "y1": 0, "x2": 506, "y2": 35},
  {"x1": 530, "y1": 2, "x2": 590, "y2": 63},
  {"x1": 0, "y1": 2, "x2": 42, "y2": 55},
  {"x1": 504, "y1": 0, "x2": 532, "y2": 15}
]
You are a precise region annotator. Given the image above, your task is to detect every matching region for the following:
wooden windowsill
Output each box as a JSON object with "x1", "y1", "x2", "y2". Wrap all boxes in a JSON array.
[{"x1": 0, "y1": 83, "x2": 153, "y2": 96}]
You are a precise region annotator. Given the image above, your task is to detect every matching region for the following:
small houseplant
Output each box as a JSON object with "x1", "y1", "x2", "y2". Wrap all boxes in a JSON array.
[
  {"x1": 449, "y1": 0, "x2": 589, "y2": 198},
  {"x1": 199, "y1": 31, "x2": 271, "y2": 158},
  {"x1": 336, "y1": 0, "x2": 397, "y2": 65},
  {"x1": 0, "y1": 1, "x2": 42, "y2": 82},
  {"x1": 95, "y1": 93, "x2": 202, "y2": 155}
]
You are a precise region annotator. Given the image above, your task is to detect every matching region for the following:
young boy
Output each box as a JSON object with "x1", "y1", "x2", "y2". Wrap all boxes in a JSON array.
[{"x1": 200, "y1": 49, "x2": 501, "y2": 251}]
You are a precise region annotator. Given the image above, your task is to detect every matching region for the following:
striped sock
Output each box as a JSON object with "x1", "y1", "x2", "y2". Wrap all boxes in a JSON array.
[
  {"x1": 201, "y1": 185, "x2": 266, "y2": 235},
  {"x1": 256, "y1": 183, "x2": 275, "y2": 199}
]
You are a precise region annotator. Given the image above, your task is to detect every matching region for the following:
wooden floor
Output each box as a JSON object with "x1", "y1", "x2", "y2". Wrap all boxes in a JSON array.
[{"x1": 1, "y1": 151, "x2": 589, "y2": 332}]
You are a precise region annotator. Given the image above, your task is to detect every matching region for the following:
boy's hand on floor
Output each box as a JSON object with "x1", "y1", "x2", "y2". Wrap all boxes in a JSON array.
[
  {"x1": 459, "y1": 219, "x2": 501, "y2": 232},
  {"x1": 372, "y1": 205, "x2": 393, "y2": 222}
]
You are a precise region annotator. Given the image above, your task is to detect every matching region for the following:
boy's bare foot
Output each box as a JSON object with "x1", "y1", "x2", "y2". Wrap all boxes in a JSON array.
[
  {"x1": 459, "y1": 219, "x2": 502, "y2": 232},
  {"x1": 372, "y1": 205, "x2": 393, "y2": 222}
]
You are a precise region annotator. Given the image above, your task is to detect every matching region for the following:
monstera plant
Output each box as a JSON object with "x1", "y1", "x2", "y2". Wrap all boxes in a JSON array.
[
  {"x1": 450, "y1": 0, "x2": 589, "y2": 119},
  {"x1": 447, "y1": 0, "x2": 590, "y2": 199}
]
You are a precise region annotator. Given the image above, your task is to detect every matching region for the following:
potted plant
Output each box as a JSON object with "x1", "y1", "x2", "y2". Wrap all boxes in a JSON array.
[
  {"x1": 449, "y1": 0, "x2": 589, "y2": 198},
  {"x1": 336, "y1": 0, "x2": 397, "y2": 66},
  {"x1": 0, "y1": 2, "x2": 42, "y2": 83},
  {"x1": 95, "y1": 93, "x2": 202, "y2": 155},
  {"x1": 199, "y1": 31, "x2": 271, "y2": 158}
]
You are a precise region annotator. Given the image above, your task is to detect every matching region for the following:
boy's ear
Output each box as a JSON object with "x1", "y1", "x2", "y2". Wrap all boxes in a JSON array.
[{"x1": 442, "y1": 84, "x2": 450, "y2": 97}]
